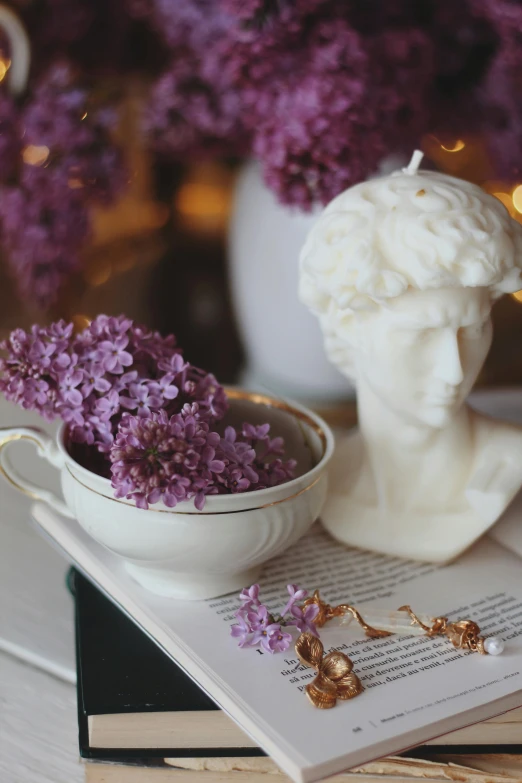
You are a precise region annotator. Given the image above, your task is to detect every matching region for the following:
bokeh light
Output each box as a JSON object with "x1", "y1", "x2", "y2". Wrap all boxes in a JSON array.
[
  {"x1": 440, "y1": 140, "x2": 465, "y2": 152},
  {"x1": 512, "y1": 185, "x2": 522, "y2": 214},
  {"x1": 22, "y1": 145, "x2": 50, "y2": 166}
]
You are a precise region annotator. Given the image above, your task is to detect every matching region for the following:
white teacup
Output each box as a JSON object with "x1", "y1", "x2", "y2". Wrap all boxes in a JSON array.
[{"x1": 0, "y1": 390, "x2": 334, "y2": 599}]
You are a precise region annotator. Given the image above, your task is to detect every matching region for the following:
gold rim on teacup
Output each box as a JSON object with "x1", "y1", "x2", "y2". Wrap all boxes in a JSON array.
[{"x1": 0, "y1": 388, "x2": 333, "y2": 516}]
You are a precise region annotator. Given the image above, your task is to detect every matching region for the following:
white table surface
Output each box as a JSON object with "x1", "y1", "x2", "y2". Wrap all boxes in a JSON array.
[
  {"x1": 0, "y1": 401, "x2": 82, "y2": 783},
  {"x1": 0, "y1": 391, "x2": 521, "y2": 782}
]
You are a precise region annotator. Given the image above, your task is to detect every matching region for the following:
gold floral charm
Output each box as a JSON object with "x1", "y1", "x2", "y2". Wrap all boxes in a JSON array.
[
  {"x1": 295, "y1": 632, "x2": 363, "y2": 709},
  {"x1": 445, "y1": 620, "x2": 485, "y2": 653}
]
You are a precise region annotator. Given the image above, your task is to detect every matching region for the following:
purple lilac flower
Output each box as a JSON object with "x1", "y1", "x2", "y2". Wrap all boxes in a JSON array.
[
  {"x1": 254, "y1": 622, "x2": 292, "y2": 653},
  {"x1": 220, "y1": 427, "x2": 258, "y2": 483},
  {"x1": 230, "y1": 613, "x2": 253, "y2": 648},
  {"x1": 242, "y1": 422, "x2": 270, "y2": 440},
  {"x1": 61, "y1": 402, "x2": 85, "y2": 428},
  {"x1": 0, "y1": 61, "x2": 126, "y2": 307},
  {"x1": 0, "y1": 315, "x2": 228, "y2": 454},
  {"x1": 218, "y1": 424, "x2": 296, "y2": 495},
  {"x1": 148, "y1": 374, "x2": 179, "y2": 401},
  {"x1": 120, "y1": 382, "x2": 163, "y2": 416},
  {"x1": 218, "y1": 0, "x2": 286, "y2": 27},
  {"x1": 2, "y1": 0, "x2": 522, "y2": 302},
  {"x1": 0, "y1": 323, "x2": 65, "y2": 419},
  {"x1": 95, "y1": 390, "x2": 121, "y2": 421},
  {"x1": 24, "y1": 379, "x2": 50, "y2": 407},
  {"x1": 81, "y1": 364, "x2": 112, "y2": 397},
  {"x1": 144, "y1": 55, "x2": 247, "y2": 159},
  {"x1": 254, "y1": 71, "x2": 390, "y2": 209},
  {"x1": 239, "y1": 584, "x2": 260, "y2": 606},
  {"x1": 22, "y1": 62, "x2": 126, "y2": 205},
  {"x1": 174, "y1": 365, "x2": 229, "y2": 422},
  {"x1": 0, "y1": 315, "x2": 296, "y2": 506},
  {"x1": 58, "y1": 370, "x2": 84, "y2": 406},
  {"x1": 282, "y1": 584, "x2": 308, "y2": 616},
  {"x1": 136, "y1": 0, "x2": 522, "y2": 205},
  {"x1": 265, "y1": 627, "x2": 293, "y2": 653},
  {"x1": 157, "y1": 352, "x2": 186, "y2": 375},
  {"x1": 465, "y1": 0, "x2": 522, "y2": 180},
  {"x1": 287, "y1": 603, "x2": 320, "y2": 637},
  {"x1": 109, "y1": 409, "x2": 225, "y2": 510},
  {"x1": 1, "y1": 0, "x2": 522, "y2": 278},
  {"x1": 231, "y1": 583, "x2": 313, "y2": 654},
  {"x1": 247, "y1": 603, "x2": 271, "y2": 633},
  {"x1": 0, "y1": 173, "x2": 90, "y2": 308},
  {"x1": 94, "y1": 335, "x2": 133, "y2": 374}
]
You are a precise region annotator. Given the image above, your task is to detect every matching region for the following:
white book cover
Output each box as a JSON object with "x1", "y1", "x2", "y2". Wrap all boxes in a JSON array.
[{"x1": 31, "y1": 500, "x2": 522, "y2": 783}]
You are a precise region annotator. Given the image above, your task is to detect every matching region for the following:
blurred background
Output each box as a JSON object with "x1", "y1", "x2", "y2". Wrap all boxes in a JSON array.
[{"x1": 0, "y1": 1, "x2": 521, "y2": 405}]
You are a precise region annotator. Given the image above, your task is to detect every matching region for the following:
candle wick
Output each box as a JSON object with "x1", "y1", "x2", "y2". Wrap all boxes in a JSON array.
[{"x1": 403, "y1": 149, "x2": 424, "y2": 176}]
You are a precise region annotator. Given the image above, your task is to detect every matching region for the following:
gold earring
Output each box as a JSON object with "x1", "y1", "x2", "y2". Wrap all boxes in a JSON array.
[
  {"x1": 301, "y1": 591, "x2": 503, "y2": 656},
  {"x1": 295, "y1": 632, "x2": 363, "y2": 709}
]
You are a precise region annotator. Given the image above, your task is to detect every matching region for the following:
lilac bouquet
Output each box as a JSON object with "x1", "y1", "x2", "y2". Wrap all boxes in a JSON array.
[
  {"x1": 0, "y1": 315, "x2": 296, "y2": 509},
  {"x1": 231, "y1": 583, "x2": 319, "y2": 654},
  {"x1": 0, "y1": 62, "x2": 125, "y2": 308},
  {"x1": 2, "y1": 1, "x2": 522, "y2": 308},
  {"x1": 139, "y1": 0, "x2": 522, "y2": 207}
]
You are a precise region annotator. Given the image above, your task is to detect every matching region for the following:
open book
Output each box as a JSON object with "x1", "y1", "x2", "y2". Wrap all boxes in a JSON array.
[{"x1": 31, "y1": 498, "x2": 522, "y2": 783}]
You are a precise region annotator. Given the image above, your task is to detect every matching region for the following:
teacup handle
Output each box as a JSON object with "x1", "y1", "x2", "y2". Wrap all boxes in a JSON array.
[
  {"x1": 0, "y1": 426, "x2": 74, "y2": 517},
  {"x1": 0, "y1": 5, "x2": 30, "y2": 95}
]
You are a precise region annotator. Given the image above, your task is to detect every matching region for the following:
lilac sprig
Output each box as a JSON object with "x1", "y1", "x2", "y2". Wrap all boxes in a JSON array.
[
  {"x1": 110, "y1": 407, "x2": 226, "y2": 510},
  {"x1": 231, "y1": 583, "x2": 319, "y2": 654},
  {"x1": 218, "y1": 423, "x2": 296, "y2": 495},
  {"x1": 0, "y1": 315, "x2": 227, "y2": 455},
  {"x1": 109, "y1": 409, "x2": 297, "y2": 510},
  {"x1": 0, "y1": 62, "x2": 126, "y2": 308},
  {"x1": 0, "y1": 0, "x2": 520, "y2": 309},
  {"x1": 0, "y1": 315, "x2": 296, "y2": 510},
  {"x1": 139, "y1": 0, "x2": 522, "y2": 206}
]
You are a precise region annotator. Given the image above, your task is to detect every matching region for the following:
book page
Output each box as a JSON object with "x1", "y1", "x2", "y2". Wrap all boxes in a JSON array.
[
  {"x1": 31, "y1": 504, "x2": 522, "y2": 783},
  {"x1": 206, "y1": 528, "x2": 522, "y2": 701}
]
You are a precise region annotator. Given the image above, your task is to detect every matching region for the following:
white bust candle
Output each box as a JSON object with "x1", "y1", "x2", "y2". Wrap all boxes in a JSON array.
[{"x1": 299, "y1": 151, "x2": 522, "y2": 563}]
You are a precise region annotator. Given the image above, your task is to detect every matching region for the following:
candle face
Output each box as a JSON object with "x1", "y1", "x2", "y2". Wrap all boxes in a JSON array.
[
  {"x1": 299, "y1": 165, "x2": 522, "y2": 423},
  {"x1": 299, "y1": 168, "x2": 522, "y2": 387},
  {"x1": 351, "y1": 286, "x2": 493, "y2": 428}
]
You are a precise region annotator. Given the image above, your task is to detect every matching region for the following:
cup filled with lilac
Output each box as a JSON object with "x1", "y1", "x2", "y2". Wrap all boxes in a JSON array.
[{"x1": 0, "y1": 315, "x2": 334, "y2": 599}]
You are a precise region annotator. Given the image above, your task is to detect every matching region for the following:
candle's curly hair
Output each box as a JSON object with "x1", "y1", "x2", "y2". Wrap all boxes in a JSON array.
[{"x1": 299, "y1": 170, "x2": 522, "y2": 379}]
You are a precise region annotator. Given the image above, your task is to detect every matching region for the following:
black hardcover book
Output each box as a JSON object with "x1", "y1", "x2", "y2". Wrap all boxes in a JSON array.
[
  {"x1": 70, "y1": 569, "x2": 522, "y2": 763},
  {"x1": 71, "y1": 568, "x2": 264, "y2": 760}
]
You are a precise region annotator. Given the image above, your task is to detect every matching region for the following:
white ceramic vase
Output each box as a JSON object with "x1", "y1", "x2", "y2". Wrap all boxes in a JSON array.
[{"x1": 228, "y1": 161, "x2": 350, "y2": 404}]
